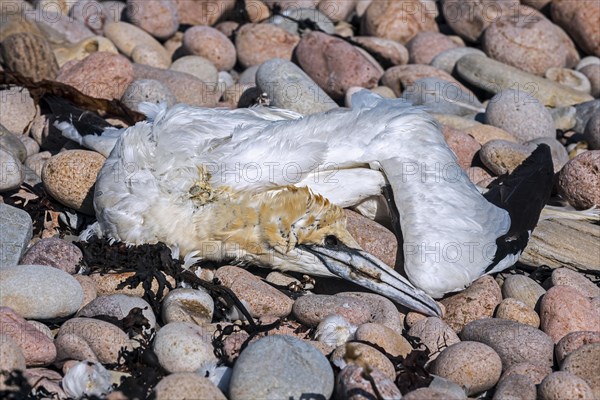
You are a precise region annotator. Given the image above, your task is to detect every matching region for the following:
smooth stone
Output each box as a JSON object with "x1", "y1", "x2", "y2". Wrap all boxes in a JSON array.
[
  {"x1": 133, "y1": 63, "x2": 219, "y2": 107},
  {"x1": 467, "y1": 166, "x2": 493, "y2": 186},
  {"x1": 381, "y1": 64, "x2": 466, "y2": 97},
  {"x1": 577, "y1": 56, "x2": 600, "y2": 70},
  {"x1": 170, "y1": 56, "x2": 218, "y2": 84},
  {"x1": 441, "y1": 0, "x2": 520, "y2": 43},
  {"x1": 52, "y1": 36, "x2": 119, "y2": 68},
  {"x1": 407, "y1": 31, "x2": 460, "y2": 65},
  {"x1": 153, "y1": 322, "x2": 216, "y2": 373},
  {"x1": 69, "y1": 0, "x2": 108, "y2": 34},
  {"x1": 56, "y1": 52, "x2": 134, "y2": 100},
  {"x1": 19, "y1": 237, "x2": 82, "y2": 274},
  {"x1": 402, "y1": 77, "x2": 484, "y2": 116},
  {"x1": 493, "y1": 374, "x2": 536, "y2": 400},
  {"x1": 432, "y1": 341, "x2": 502, "y2": 396},
  {"x1": 456, "y1": 55, "x2": 594, "y2": 107},
  {"x1": 479, "y1": 140, "x2": 536, "y2": 175},
  {"x1": 355, "y1": 322, "x2": 412, "y2": 357},
  {"x1": 428, "y1": 375, "x2": 468, "y2": 399},
  {"x1": 551, "y1": 1, "x2": 600, "y2": 58},
  {"x1": 0, "y1": 204, "x2": 32, "y2": 267},
  {"x1": 174, "y1": 0, "x2": 235, "y2": 26},
  {"x1": 256, "y1": 58, "x2": 337, "y2": 115},
  {"x1": 403, "y1": 387, "x2": 465, "y2": 400},
  {"x1": 126, "y1": 0, "x2": 179, "y2": 40},
  {"x1": 584, "y1": 113, "x2": 600, "y2": 149},
  {"x1": 268, "y1": 7, "x2": 335, "y2": 35},
  {"x1": 77, "y1": 294, "x2": 156, "y2": 330},
  {"x1": 0, "y1": 147, "x2": 24, "y2": 192},
  {"x1": 56, "y1": 317, "x2": 133, "y2": 364},
  {"x1": 235, "y1": 23, "x2": 299, "y2": 69},
  {"x1": 552, "y1": 268, "x2": 600, "y2": 297},
  {"x1": 495, "y1": 298, "x2": 540, "y2": 328},
  {"x1": 24, "y1": 151, "x2": 51, "y2": 180},
  {"x1": 18, "y1": 135, "x2": 39, "y2": 158},
  {"x1": 0, "y1": 32, "x2": 59, "y2": 81},
  {"x1": 579, "y1": 64, "x2": 600, "y2": 98},
  {"x1": 362, "y1": 0, "x2": 438, "y2": 44},
  {"x1": 103, "y1": 21, "x2": 170, "y2": 64},
  {"x1": 331, "y1": 342, "x2": 396, "y2": 380},
  {"x1": 464, "y1": 124, "x2": 518, "y2": 145},
  {"x1": 121, "y1": 79, "x2": 177, "y2": 111},
  {"x1": 0, "y1": 265, "x2": 83, "y2": 319},
  {"x1": 440, "y1": 275, "x2": 502, "y2": 333},
  {"x1": 183, "y1": 25, "x2": 236, "y2": 71},
  {"x1": 215, "y1": 266, "x2": 293, "y2": 318},
  {"x1": 574, "y1": 100, "x2": 600, "y2": 133},
  {"x1": 0, "y1": 307, "x2": 56, "y2": 366},
  {"x1": 295, "y1": 31, "x2": 383, "y2": 100},
  {"x1": 338, "y1": 292, "x2": 404, "y2": 333},
  {"x1": 540, "y1": 285, "x2": 600, "y2": 343},
  {"x1": 556, "y1": 331, "x2": 600, "y2": 364},
  {"x1": 431, "y1": 47, "x2": 486, "y2": 74},
  {"x1": 153, "y1": 373, "x2": 226, "y2": 400},
  {"x1": 557, "y1": 150, "x2": 600, "y2": 209},
  {"x1": 161, "y1": 288, "x2": 214, "y2": 325},
  {"x1": 502, "y1": 274, "x2": 546, "y2": 310},
  {"x1": 408, "y1": 317, "x2": 461, "y2": 362},
  {"x1": 482, "y1": 8, "x2": 579, "y2": 76},
  {"x1": 460, "y1": 318, "x2": 554, "y2": 369},
  {"x1": 130, "y1": 44, "x2": 170, "y2": 69},
  {"x1": 485, "y1": 89, "x2": 555, "y2": 141},
  {"x1": 539, "y1": 371, "x2": 595, "y2": 400},
  {"x1": 353, "y1": 36, "x2": 409, "y2": 66},
  {"x1": 238, "y1": 65, "x2": 259, "y2": 86},
  {"x1": 0, "y1": 87, "x2": 36, "y2": 135},
  {"x1": 546, "y1": 68, "x2": 592, "y2": 94},
  {"x1": 73, "y1": 274, "x2": 97, "y2": 309},
  {"x1": 89, "y1": 270, "x2": 175, "y2": 297},
  {"x1": 561, "y1": 343, "x2": 600, "y2": 397},
  {"x1": 344, "y1": 209, "x2": 396, "y2": 268},
  {"x1": 0, "y1": 334, "x2": 26, "y2": 372},
  {"x1": 501, "y1": 362, "x2": 552, "y2": 385},
  {"x1": 41, "y1": 150, "x2": 105, "y2": 215},
  {"x1": 230, "y1": 335, "x2": 334, "y2": 400},
  {"x1": 25, "y1": 10, "x2": 94, "y2": 44},
  {"x1": 336, "y1": 364, "x2": 402, "y2": 400}
]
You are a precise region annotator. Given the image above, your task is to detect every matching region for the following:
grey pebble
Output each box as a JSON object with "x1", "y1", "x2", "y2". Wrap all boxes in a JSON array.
[
  {"x1": 480, "y1": 140, "x2": 537, "y2": 176},
  {"x1": 229, "y1": 335, "x2": 334, "y2": 400},
  {"x1": 493, "y1": 374, "x2": 536, "y2": 400},
  {"x1": 576, "y1": 56, "x2": 600, "y2": 71},
  {"x1": 153, "y1": 322, "x2": 216, "y2": 373},
  {"x1": 0, "y1": 126, "x2": 27, "y2": 162},
  {"x1": 238, "y1": 65, "x2": 259, "y2": 86},
  {"x1": 18, "y1": 135, "x2": 39, "y2": 157},
  {"x1": 121, "y1": 79, "x2": 177, "y2": 111},
  {"x1": 0, "y1": 148, "x2": 23, "y2": 192},
  {"x1": 77, "y1": 294, "x2": 156, "y2": 331},
  {"x1": 401, "y1": 77, "x2": 484, "y2": 116},
  {"x1": 170, "y1": 55, "x2": 219, "y2": 84},
  {"x1": 0, "y1": 334, "x2": 26, "y2": 374},
  {"x1": 549, "y1": 106, "x2": 577, "y2": 131},
  {"x1": 256, "y1": 58, "x2": 338, "y2": 115},
  {"x1": 584, "y1": 113, "x2": 600, "y2": 150},
  {"x1": 0, "y1": 204, "x2": 32, "y2": 267},
  {"x1": 20, "y1": 237, "x2": 82, "y2": 274},
  {"x1": 501, "y1": 274, "x2": 546, "y2": 310},
  {"x1": 0, "y1": 265, "x2": 83, "y2": 319},
  {"x1": 574, "y1": 100, "x2": 600, "y2": 133},
  {"x1": 485, "y1": 89, "x2": 556, "y2": 142},
  {"x1": 460, "y1": 318, "x2": 554, "y2": 370},
  {"x1": 538, "y1": 371, "x2": 595, "y2": 400},
  {"x1": 268, "y1": 8, "x2": 335, "y2": 35},
  {"x1": 430, "y1": 47, "x2": 487, "y2": 74},
  {"x1": 161, "y1": 288, "x2": 214, "y2": 325}
]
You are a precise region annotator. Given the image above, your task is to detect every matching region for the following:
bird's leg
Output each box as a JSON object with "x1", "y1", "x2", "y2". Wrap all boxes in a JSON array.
[{"x1": 382, "y1": 184, "x2": 406, "y2": 273}]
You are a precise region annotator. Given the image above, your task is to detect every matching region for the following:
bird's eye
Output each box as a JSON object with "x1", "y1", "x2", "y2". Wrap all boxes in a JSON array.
[{"x1": 324, "y1": 235, "x2": 339, "y2": 247}]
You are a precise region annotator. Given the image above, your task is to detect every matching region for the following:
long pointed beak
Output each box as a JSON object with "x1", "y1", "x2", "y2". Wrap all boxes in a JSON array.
[{"x1": 300, "y1": 244, "x2": 442, "y2": 317}]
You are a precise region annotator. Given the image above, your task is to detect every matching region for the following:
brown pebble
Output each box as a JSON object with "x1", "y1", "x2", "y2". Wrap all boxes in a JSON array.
[
  {"x1": 0, "y1": 32, "x2": 59, "y2": 81},
  {"x1": 331, "y1": 342, "x2": 396, "y2": 380},
  {"x1": 557, "y1": 150, "x2": 600, "y2": 209},
  {"x1": 183, "y1": 25, "x2": 236, "y2": 71},
  {"x1": 501, "y1": 362, "x2": 552, "y2": 385},
  {"x1": 561, "y1": 343, "x2": 600, "y2": 398},
  {"x1": 495, "y1": 297, "x2": 540, "y2": 328},
  {"x1": 354, "y1": 323, "x2": 412, "y2": 357},
  {"x1": 539, "y1": 371, "x2": 595, "y2": 400},
  {"x1": 556, "y1": 331, "x2": 600, "y2": 364},
  {"x1": 235, "y1": 23, "x2": 299, "y2": 68}
]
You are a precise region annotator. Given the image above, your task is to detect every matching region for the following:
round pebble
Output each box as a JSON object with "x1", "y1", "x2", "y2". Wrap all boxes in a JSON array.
[
  {"x1": 432, "y1": 341, "x2": 502, "y2": 396},
  {"x1": 552, "y1": 268, "x2": 600, "y2": 298},
  {"x1": 493, "y1": 374, "x2": 536, "y2": 400},
  {"x1": 557, "y1": 150, "x2": 600, "y2": 209},
  {"x1": 539, "y1": 371, "x2": 595, "y2": 400},
  {"x1": 77, "y1": 294, "x2": 156, "y2": 330},
  {"x1": 551, "y1": 1, "x2": 600, "y2": 58},
  {"x1": 431, "y1": 47, "x2": 486, "y2": 74},
  {"x1": 268, "y1": 7, "x2": 335, "y2": 35},
  {"x1": 0, "y1": 32, "x2": 58, "y2": 81},
  {"x1": 73, "y1": 274, "x2": 97, "y2": 309},
  {"x1": 579, "y1": 64, "x2": 600, "y2": 98},
  {"x1": 355, "y1": 323, "x2": 412, "y2": 357},
  {"x1": 153, "y1": 373, "x2": 226, "y2": 400},
  {"x1": 89, "y1": 270, "x2": 175, "y2": 297},
  {"x1": 353, "y1": 36, "x2": 409, "y2": 66},
  {"x1": 56, "y1": 52, "x2": 134, "y2": 100},
  {"x1": 0, "y1": 334, "x2": 26, "y2": 373},
  {"x1": 485, "y1": 89, "x2": 555, "y2": 141},
  {"x1": 561, "y1": 342, "x2": 600, "y2": 397},
  {"x1": 0, "y1": 265, "x2": 83, "y2": 319},
  {"x1": 407, "y1": 31, "x2": 460, "y2": 65},
  {"x1": 0, "y1": 147, "x2": 23, "y2": 192},
  {"x1": 235, "y1": 23, "x2": 299, "y2": 69},
  {"x1": 153, "y1": 322, "x2": 216, "y2": 373},
  {"x1": 584, "y1": 113, "x2": 600, "y2": 150},
  {"x1": 501, "y1": 274, "x2": 546, "y2": 310},
  {"x1": 161, "y1": 288, "x2": 214, "y2": 325},
  {"x1": 229, "y1": 335, "x2": 334, "y2": 400},
  {"x1": 42, "y1": 150, "x2": 106, "y2": 215},
  {"x1": 546, "y1": 68, "x2": 592, "y2": 94},
  {"x1": 362, "y1": 0, "x2": 438, "y2": 44},
  {"x1": 183, "y1": 26, "x2": 236, "y2": 71},
  {"x1": 170, "y1": 56, "x2": 218, "y2": 84},
  {"x1": 501, "y1": 362, "x2": 552, "y2": 385},
  {"x1": 480, "y1": 140, "x2": 537, "y2": 175},
  {"x1": 0, "y1": 307, "x2": 56, "y2": 366},
  {"x1": 121, "y1": 79, "x2": 177, "y2": 111},
  {"x1": 336, "y1": 364, "x2": 402, "y2": 400},
  {"x1": 0, "y1": 87, "x2": 36, "y2": 135},
  {"x1": 440, "y1": 275, "x2": 502, "y2": 333},
  {"x1": 0, "y1": 128, "x2": 27, "y2": 163},
  {"x1": 381, "y1": 64, "x2": 466, "y2": 97},
  {"x1": 331, "y1": 342, "x2": 396, "y2": 380},
  {"x1": 408, "y1": 317, "x2": 460, "y2": 362},
  {"x1": 540, "y1": 285, "x2": 600, "y2": 343},
  {"x1": 403, "y1": 387, "x2": 465, "y2": 400},
  {"x1": 174, "y1": 0, "x2": 235, "y2": 26},
  {"x1": 495, "y1": 297, "x2": 540, "y2": 328},
  {"x1": 460, "y1": 318, "x2": 555, "y2": 369},
  {"x1": 126, "y1": 0, "x2": 179, "y2": 40},
  {"x1": 556, "y1": 331, "x2": 600, "y2": 364},
  {"x1": 293, "y1": 295, "x2": 373, "y2": 328},
  {"x1": 19, "y1": 237, "x2": 82, "y2": 274},
  {"x1": 104, "y1": 21, "x2": 170, "y2": 68}
]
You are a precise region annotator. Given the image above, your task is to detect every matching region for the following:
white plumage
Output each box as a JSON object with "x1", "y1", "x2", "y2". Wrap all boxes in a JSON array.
[{"x1": 59, "y1": 91, "x2": 546, "y2": 315}]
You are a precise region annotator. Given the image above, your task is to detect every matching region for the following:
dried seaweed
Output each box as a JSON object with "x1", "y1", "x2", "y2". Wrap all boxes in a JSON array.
[{"x1": 0, "y1": 370, "x2": 60, "y2": 400}]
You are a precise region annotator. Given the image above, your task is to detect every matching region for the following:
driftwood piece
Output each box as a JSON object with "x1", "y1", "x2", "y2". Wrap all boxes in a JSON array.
[{"x1": 520, "y1": 219, "x2": 600, "y2": 272}]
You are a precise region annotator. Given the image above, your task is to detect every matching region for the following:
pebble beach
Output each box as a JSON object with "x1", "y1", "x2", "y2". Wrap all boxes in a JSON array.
[{"x1": 0, "y1": 0, "x2": 599, "y2": 399}]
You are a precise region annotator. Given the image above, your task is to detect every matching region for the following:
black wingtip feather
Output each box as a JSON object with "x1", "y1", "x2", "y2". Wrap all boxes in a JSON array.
[
  {"x1": 483, "y1": 143, "x2": 554, "y2": 269},
  {"x1": 45, "y1": 95, "x2": 114, "y2": 136}
]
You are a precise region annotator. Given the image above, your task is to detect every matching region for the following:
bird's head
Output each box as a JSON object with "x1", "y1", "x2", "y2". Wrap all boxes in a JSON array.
[{"x1": 253, "y1": 187, "x2": 441, "y2": 316}]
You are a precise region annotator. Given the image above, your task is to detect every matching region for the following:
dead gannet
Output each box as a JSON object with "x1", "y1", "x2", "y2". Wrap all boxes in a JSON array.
[{"x1": 55, "y1": 91, "x2": 555, "y2": 316}]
